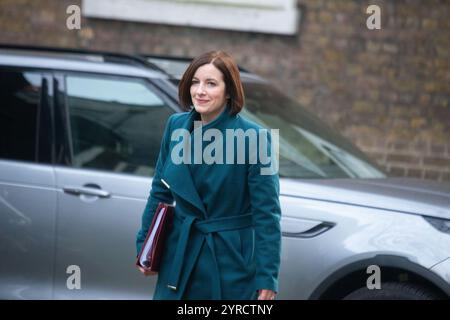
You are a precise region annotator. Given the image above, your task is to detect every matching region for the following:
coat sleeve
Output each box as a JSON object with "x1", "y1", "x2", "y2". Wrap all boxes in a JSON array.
[
  {"x1": 247, "y1": 129, "x2": 282, "y2": 293},
  {"x1": 136, "y1": 114, "x2": 175, "y2": 255}
]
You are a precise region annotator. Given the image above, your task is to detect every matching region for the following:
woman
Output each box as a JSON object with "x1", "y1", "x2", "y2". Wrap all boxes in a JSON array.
[{"x1": 136, "y1": 51, "x2": 281, "y2": 300}]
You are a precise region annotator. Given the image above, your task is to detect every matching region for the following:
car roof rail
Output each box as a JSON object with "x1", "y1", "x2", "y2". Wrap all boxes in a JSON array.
[
  {"x1": 0, "y1": 43, "x2": 168, "y2": 74},
  {"x1": 139, "y1": 53, "x2": 251, "y2": 73}
]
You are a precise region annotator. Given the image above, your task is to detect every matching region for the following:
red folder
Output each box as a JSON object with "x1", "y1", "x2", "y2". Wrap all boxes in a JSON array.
[{"x1": 136, "y1": 202, "x2": 174, "y2": 272}]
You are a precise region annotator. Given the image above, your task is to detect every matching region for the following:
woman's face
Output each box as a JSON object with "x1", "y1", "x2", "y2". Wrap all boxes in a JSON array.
[{"x1": 190, "y1": 63, "x2": 228, "y2": 123}]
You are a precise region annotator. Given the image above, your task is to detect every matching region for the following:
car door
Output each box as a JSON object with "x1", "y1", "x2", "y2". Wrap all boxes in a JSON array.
[
  {"x1": 0, "y1": 67, "x2": 56, "y2": 299},
  {"x1": 52, "y1": 72, "x2": 176, "y2": 299}
]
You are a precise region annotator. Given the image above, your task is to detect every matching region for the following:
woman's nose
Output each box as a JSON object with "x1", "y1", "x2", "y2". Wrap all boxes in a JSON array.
[{"x1": 196, "y1": 83, "x2": 206, "y2": 95}]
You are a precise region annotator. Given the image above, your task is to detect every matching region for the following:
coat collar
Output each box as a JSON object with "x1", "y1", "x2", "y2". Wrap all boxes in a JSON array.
[{"x1": 161, "y1": 104, "x2": 234, "y2": 219}]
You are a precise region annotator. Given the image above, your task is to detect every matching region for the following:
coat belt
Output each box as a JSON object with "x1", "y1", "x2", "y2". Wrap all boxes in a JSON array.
[{"x1": 166, "y1": 212, "x2": 253, "y2": 299}]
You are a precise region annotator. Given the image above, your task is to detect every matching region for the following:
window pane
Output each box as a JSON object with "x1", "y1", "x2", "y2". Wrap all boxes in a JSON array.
[
  {"x1": 241, "y1": 82, "x2": 386, "y2": 179},
  {"x1": 65, "y1": 75, "x2": 173, "y2": 177},
  {"x1": 0, "y1": 70, "x2": 42, "y2": 162}
]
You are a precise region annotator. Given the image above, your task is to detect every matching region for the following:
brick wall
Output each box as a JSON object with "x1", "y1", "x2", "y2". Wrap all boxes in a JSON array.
[
  {"x1": 294, "y1": 0, "x2": 450, "y2": 182},
  {"x1": 0, "y1": 0, "x2": 449, "y2": 182}
]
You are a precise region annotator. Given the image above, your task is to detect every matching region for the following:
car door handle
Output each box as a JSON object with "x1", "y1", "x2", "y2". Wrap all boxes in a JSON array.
[
  {"x1": 63, "y1": 186, "x2": 111, "y2": 198},
  {"x1": 282, "y1": 221, "x2": 335, "y2": 238}
]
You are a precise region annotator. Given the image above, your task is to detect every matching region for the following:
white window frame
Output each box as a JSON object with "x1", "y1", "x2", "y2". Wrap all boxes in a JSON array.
[{"x1": 82, "y1": 0, "x2": 299, "y2": 35}]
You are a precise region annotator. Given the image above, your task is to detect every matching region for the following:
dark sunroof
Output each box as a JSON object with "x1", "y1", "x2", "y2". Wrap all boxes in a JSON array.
[{"x1": 145, "y1": 57, "x2": 189, "y2": 78}]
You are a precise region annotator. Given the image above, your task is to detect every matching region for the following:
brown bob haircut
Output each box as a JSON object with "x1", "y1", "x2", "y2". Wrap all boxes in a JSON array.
[{"x1": 178, "y1": 50, "x2": 245, "y2": 115}]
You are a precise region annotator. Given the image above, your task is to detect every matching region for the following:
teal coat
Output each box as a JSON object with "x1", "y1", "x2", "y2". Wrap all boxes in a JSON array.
[{"x1": 136, "y1": 105, "x2": 282, "y2": 300}]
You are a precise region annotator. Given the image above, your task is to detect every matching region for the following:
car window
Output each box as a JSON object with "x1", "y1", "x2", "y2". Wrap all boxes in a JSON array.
[
  {"x1": 64, "y1": 74, "x2": 173, "y2": 177},
  {"x1": 0, "y1": 69, "x2": 44, "y2": 163},
  {"x1": 241, "y1": 82, "x2": 386, "y2": 178}
]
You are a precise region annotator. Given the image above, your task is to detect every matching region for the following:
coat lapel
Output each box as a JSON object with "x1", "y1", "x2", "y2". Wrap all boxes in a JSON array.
[{"x1": 162, "y1": 109, "x2": 207, "y2": 218}]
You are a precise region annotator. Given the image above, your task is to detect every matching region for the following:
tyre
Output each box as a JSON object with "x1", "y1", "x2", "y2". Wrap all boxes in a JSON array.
[{"x1": 343, "y1": 282, "x2": 444, "y2": 300}]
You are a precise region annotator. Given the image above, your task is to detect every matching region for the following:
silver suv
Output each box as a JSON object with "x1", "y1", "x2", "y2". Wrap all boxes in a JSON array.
[{"x1": 0, "y1": 45, "x2": 449, "y2": 299}]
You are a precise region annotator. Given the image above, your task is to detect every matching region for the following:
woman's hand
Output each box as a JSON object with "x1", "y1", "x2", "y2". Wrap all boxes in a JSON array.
[
  {"x1": 257, "y1": 289, "x2": 276, "y2": 300},
  {"x1": 137, "y1": 266, "x2": 158, "y2": 276}
]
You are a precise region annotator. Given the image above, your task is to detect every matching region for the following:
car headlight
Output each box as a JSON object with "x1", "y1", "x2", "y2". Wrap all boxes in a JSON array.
[{"x1": 423, "y1": 216, "x2": 450, "y2": 234}]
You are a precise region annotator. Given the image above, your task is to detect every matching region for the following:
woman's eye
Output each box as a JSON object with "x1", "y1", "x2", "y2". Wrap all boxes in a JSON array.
[{"x1": 208, "y1": 82, "x2": 216, "y2": 86}]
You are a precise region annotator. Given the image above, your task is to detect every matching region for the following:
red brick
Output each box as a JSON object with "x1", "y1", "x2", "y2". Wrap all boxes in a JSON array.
[
  {"x1": 423, "y1": 157, "x2": 450, "y2": 167},
  {"x1": 388, "y1": 166, "x2": 406, "y2": 177},
  {"x1": 406, "y1": 168, "x2": 423, "y2": 178}
]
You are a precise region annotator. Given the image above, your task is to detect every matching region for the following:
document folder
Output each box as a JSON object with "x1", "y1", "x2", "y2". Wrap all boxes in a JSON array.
[{"x1": 136, "y1": 202, "x2": 174, "y2": 272}]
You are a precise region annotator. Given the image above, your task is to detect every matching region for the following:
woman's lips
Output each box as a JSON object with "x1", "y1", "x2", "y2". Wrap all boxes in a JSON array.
[{"x1": 196, "y1": 98, "x2": 209, "y2": 104}]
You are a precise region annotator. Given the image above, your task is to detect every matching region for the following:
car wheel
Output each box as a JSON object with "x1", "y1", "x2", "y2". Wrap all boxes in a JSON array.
[{"x1": 343, "y1": 282, "x2": 443, "y2": 300}]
